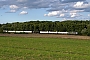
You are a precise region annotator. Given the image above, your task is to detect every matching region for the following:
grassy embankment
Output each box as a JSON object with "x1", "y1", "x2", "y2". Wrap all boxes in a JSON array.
[{"x1": 0, "y1": 37, "x2": 90, "y2": 60}]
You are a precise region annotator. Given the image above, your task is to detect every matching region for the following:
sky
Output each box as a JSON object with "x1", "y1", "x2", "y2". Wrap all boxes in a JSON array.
[{"x1": 0, "y1": 0, "x2": 90, "y2": 24}]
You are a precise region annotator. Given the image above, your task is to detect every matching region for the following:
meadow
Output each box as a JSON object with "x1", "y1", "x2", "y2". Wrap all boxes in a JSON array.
[{"x1": 0, "y1": 36, "x2": 90, "y2": 60}]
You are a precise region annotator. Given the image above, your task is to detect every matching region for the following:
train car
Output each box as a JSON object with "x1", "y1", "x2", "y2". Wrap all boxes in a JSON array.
[{"x1": 3, "y1": 30, "x2": 32, "y2": 34}]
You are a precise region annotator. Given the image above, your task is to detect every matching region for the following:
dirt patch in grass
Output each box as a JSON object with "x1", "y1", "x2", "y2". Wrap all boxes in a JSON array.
[{"x1": 0, "y1": 34, "x2": 90, "y2": 40}]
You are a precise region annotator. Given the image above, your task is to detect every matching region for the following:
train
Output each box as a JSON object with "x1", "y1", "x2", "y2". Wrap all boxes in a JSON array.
[{"x1": 3, "y1": 30, "x2": 78, "y2": 35}]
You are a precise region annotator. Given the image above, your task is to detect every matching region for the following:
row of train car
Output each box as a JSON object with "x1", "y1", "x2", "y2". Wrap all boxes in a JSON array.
[{"x1": 3, "y1": 30, "x2": 78, "y2": 35}]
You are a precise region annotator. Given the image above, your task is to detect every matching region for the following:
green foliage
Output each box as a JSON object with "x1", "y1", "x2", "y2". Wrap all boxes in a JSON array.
[
  {"x1": 1, "y1": 20, "x2": 90, "y2": 35},
  {"x1": 81, "y1": 28, "x2": 87, "y2": 35},
  {"x1": 0, "y1": 37, "x2": 90, "y2": 60},
  {"x1": 86, "y1": 25, "x2": 90, "y2": 36},
  {"x1": 0, "y1": 28, "x2": 3, "y2": 33}
]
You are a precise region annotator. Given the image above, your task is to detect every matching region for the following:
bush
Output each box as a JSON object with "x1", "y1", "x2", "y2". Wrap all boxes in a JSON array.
[{"x1": 81, "y1": 28, "x2": 87, "y2": 35}]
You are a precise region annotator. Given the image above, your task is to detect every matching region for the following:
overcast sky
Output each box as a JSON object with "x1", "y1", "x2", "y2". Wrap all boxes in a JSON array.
[{"x1": 0, "y1": 0, "x2": 90, "y2": 23}]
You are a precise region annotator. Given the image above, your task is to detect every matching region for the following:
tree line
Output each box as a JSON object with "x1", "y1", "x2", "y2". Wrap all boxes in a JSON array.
[{"x1": 0, "y1": 20, "x2": 90, "y2": 36}]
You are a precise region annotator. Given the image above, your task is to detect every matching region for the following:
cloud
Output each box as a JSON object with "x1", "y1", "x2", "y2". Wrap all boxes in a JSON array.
[
  {"x1": 70, "y1": 12, "x2": 82, "y2": 18},
  {"x1": 73, "y1": 2, "x2": 90, "y2": 9},
  {"x1": 23, "y1": 7, "x2": 28, "y2": 9},
  {"x1": 0, "y1": 0, "x2": 6, "y2": 1},
  {"x1": 10, "y1": 10, "x2": 16, "y2": 13},
  {"x1": 17, "y1": 0, "x2": 27, "y2": 2},
  {"x1": 20, "y1": 11, "x2": 28, "y2": 15},
  {"x1": 72, "y1": 2, "x2": 90, "y2": 13},
  {"x1": 74, "y1": 2, "x2": 84, "y2": 7},
  {"x1": 10, "y1": 5, "x2": 19, "y2": 10},
  {"x1": 44, "y1": 10, "x2": 82, "y2": 19},
  {"x1": 88, "y1": 14, "x2": 90, "y2": 16},
  {"x1": 60, "y1": 14, "x2": 65, "y2": 17},
  {"x1": 44, "y1": 11, "x2": 60, "y2": 17},
  {"x1": 44, "y1": 0, "x2": 90, "y2": 19},
  {"x1": 59, "y1": 0, "x2": 86, "y2": 3},
  {"x1": 5, "y1": 10, "x2": 16, "y2": 13},
  {"x1": 0, "y1": 0, "x2": 90, "y2": 20},
  {"x1": 5, "y1": 5, "x2": 19, "y2": 13},
  {"x1": 70, "y1": 10, "x2": 84, "y2": 13}
]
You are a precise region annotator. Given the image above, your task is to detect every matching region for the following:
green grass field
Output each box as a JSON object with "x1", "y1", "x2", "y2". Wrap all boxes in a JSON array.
[{"x1": 0, "y1": 37, "x2": 90, "y2": 60}]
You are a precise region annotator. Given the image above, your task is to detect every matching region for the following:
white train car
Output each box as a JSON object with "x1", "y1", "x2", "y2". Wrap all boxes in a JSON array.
[
  {"x1": 48, "y1": 31, "x2": 58, "y2": 34},
  {"x1": 40, "y1": 31, "x2": 58, "y2": 34},
  {"x1": 40, "y1": 31, "x2": 49, "y2": 34},
  {"x1": 3, "y1": 30, "x2": 32, "y2": 33},
  {"x1": 57, "y1": 32, "x2": 69, "y2": 34},
  {"x1": 23, "y1": 31, "x2": 32, "y2": 33}
]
